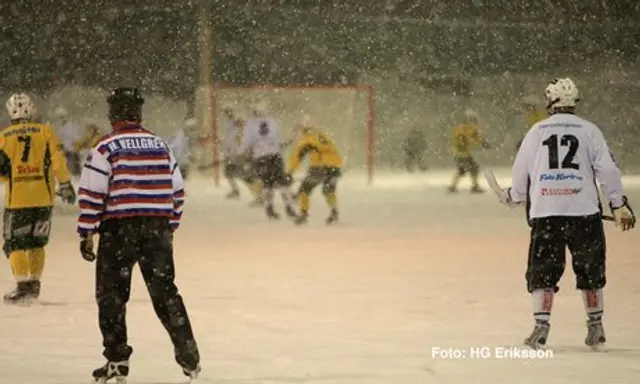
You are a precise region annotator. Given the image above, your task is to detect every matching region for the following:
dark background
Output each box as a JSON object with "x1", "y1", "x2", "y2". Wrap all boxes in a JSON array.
[{"x1": 2, "y1": 0, "x2": 638, "y2": 96}]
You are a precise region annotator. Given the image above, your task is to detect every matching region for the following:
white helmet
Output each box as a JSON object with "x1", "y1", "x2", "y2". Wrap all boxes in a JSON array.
[
  {"x1": 53, "y1": 106, "x2": 68, "y2": 118},
  {"x1": 545, "y1": 78, "x2": 579, "y2": 109},
  {"x1": 464, "y1": 108, "x2": 478, "y2": 121},
  {"x1": 6, "y1": 93, "x2": 36, "y2": 121}
]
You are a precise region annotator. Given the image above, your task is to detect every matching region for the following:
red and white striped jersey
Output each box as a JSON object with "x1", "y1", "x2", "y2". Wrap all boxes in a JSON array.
[{"x1": 77, "y1": 124, "x2": 185, "y2": 235}]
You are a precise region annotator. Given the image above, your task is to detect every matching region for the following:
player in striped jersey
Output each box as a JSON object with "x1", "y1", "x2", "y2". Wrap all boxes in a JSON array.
[{"x1": 76, "y1": 88, "x2": 200, "y2": 383}]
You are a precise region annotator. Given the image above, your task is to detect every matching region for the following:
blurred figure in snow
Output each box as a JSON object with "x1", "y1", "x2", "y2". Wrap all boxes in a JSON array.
[
  {"x1": 52, "y1": 107, "x2": 82, "y2": 177},
  {"x1": 517, "y1": 95, "x2": 547, "y2": 151},
  {"x1": 401, "y1": 127, "x2": 428, "y2": 173},
  {"x1": 168, "y1": 118, "x2": 195, "y2": 180}
]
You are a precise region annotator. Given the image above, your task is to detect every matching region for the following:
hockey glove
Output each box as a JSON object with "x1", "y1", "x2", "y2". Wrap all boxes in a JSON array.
[
  {"x1": 80, "y1": 235, "x2": 96, "y2": 262},
  {"x1": 610, "y1": 196, "x2": 636, "y2": 231},
  {"x1": 57, "y1": 182, "x2": 76, "y2": 205},
  {"x1": 498, "y1": 187, "x2": 520, "y2": 207}
]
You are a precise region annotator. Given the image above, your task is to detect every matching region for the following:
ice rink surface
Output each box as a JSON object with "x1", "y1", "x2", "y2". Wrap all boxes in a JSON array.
[{"x1": 1, "y1": 168, "x2": 639, "y2": 384}]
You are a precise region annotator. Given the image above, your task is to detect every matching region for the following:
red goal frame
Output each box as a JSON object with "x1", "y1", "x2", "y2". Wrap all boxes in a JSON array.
[{"x1": 206, "y1": 84, "x2": 375, "y2": 186}]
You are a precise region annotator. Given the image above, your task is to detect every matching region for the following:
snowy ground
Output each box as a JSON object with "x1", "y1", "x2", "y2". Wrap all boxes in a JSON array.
[{"x1": 1, "y1": 168, "x2": 640, "y2": 384}]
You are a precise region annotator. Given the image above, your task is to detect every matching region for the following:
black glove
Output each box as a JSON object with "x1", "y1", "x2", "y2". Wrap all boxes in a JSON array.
[
  {"x1": 57, "y1": 182, "x2": 76, "y2": 205},
  {"x1": 80, "y1": 235, "x2": 96, "y2": 262}
]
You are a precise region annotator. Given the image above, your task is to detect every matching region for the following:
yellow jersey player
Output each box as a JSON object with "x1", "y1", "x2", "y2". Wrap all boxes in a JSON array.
[
  {"x1": 1, "y1": 93, "x2": 76, "y2": 304},
  {"x1": 286, "y1": 120, "x2": 343, "y2": 225},
  {"x1": 448, "y1": 109, "x2": 490, "y2": 193},
  {"x1": 517, "y1": 95, "x2": 547, "y2": 150}
]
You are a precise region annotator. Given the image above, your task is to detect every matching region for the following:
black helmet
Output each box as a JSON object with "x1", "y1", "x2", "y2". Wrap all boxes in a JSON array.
[{"x1": 107, "y1": 87, "x2": 144, "y2": 122}]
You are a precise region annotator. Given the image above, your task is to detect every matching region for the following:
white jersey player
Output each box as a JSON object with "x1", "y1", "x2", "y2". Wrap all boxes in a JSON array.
[
  {"x1": 168, "y1": 121, "x2": 192, "y2": 179},
  {"x1": 497, "y1": 78, "x2": 635, "y2": 350},
  {"x1": 241, "y1": 105, "x2": 298, "y2": 220}
]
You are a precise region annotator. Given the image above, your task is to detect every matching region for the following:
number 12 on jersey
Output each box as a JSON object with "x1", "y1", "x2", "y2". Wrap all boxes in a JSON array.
[{"x1": 542, "y1": 134, "x2": 579, "y2": 170}]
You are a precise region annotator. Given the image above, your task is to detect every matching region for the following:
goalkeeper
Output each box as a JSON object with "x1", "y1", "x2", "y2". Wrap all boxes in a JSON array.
[{"x1": 286, "y1": 118, "x2": 342, "y2": 225}]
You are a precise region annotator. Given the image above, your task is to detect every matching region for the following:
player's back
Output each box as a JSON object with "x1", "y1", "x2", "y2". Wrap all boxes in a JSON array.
[
  {"x1": 296, "y1": 129, "x2": 342, "y2": 168},
  {"x1": 243, "y1": 116, "x2": 281, "y2": 158},
  {"x1": 0, "y1": 121, "x2": 66, "y2": 209},
  {"x1": 450, "y1": 123, "x2": 479, "y2": 157},
  {"x1": 91, "y1": 127, "x2": 175, "y2": 220},
  {"x1": 524, "y1": 113, "x2": 609, "y2": 218}
]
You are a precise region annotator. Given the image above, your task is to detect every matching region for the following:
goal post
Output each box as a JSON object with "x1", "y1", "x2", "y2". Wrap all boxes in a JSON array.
[{"x1": 203, "y1": 84, "x2": 375, "y2": 186}]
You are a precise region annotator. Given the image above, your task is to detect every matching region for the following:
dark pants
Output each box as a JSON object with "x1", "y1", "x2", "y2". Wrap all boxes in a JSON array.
[
  {"x1": 404, "y1": 151, "x2": 427, "y2": 172},
  {"x1": 3, "y1": 207, "x2": 52, "y2": 255},
  {"x1": 454, "y1": 156, "x2": 479, "y2": 176},
  {"x1": 298, "y1": 167, "x2": 341, "y2": 196},
  {"x1": 95, "y1": 217, "x2": 199, "y2": 369},
  {"x1": 526, "y1": 214, "x2": 606, "y2": 293},
  {"x1": 254, "y1": 154, "x2": 289, "y2": 188}
]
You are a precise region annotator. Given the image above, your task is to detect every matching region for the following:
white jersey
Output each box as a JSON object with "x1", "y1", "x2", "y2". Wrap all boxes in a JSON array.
[
  {"x1": 57, "y1": 121, "x2": 82, "y2": 152},
  {"x1": 240, "y1": 116, "x2": 281, "y2": 159},
  {"x1": 222, "y1": 118, "x2": 242, "y2": 157},
  {"x1": 168, "y1": 128, "x2": 190, "y2": 164},
  {"x1": 510, "y1": 113, "x2": 625, "y2": 219}
]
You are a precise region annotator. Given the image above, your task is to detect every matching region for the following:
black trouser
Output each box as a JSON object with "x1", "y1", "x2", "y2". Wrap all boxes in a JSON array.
[
  {"x1": 526, "y1": 214, "x2": 606, "y2": 293},
  {"x1": 254, "y1": 154, "x2": 289, "y2": 188},
  {"x1": 404, "y1": 151, "x2": 427, "y2": 172},
  {"x1": 95, "y1": 217, "x2": 199, "y2": 369}
]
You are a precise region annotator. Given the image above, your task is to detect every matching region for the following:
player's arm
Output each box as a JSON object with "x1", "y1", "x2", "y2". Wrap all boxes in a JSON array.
[
  {"x1": 77, "y1": 147, "x2": 111, "y2": 236},
  {"x1": 0, "y1": 137, "x2": 10, "y2": 180},
  {"x1": 286, "y1": 136, "x2": 313, "y2": 174},
  {"x1": 591, "y1": 127, "x2": 624, "y2": 207},
  {"x1": 509, "y1": 129, "x2": 536, "y2": 203},
  {"x1": 590, "y1": 126, "x2": 635, "y2": 230},
  {"x1": 169, "y1": 150, "x2": 185, "y2": 231}
]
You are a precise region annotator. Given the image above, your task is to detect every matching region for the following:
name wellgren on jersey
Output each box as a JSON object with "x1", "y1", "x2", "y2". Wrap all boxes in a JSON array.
[{"x1": 105, "y1": 137, "x2": 167, "y2": 152}]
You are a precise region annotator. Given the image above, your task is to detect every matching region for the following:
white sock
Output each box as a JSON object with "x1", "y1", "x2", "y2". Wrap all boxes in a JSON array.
[
  {"x1": 262, "y1": 188, "x2": 274, "y2": 207},
  {"x1": 532, "y1": 289, "x2": 554, "y2": 324},
  {"x1": 581, "y1": 289, "x2": 604, "y2": 321},
  {"x1": 278, "y1": 187, "x2": 295, "y2": 208}
]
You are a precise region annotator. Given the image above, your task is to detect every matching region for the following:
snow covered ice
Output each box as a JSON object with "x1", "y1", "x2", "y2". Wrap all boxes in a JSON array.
[{"x1": 1, "y1": 168, "x2": 639, "y2": 384}]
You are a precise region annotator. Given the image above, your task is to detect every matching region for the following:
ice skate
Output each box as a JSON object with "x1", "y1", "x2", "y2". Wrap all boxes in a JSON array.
[
  {"x1": 182, "y1": 363, "x2": 201, "y2": 381},
  {"x1": 294, "y1": 211, "x2": 309, "y2": 225},
  {"x1": 585, "y1": 318, "x2": 606, "y2": 350},
  {"x1": 225, "y1": 189, "x2": 240, "y2": 199},
  {"x1": 470, "y1": 185, "x2": 485, "y2": 193},
  {"x1": 92, "y1": 360, "x2": 129, "y2": 384},
  {"x1": 266, "y1": 205, "x2": 280, "y2": 220},
  {"x1": 3, "y1": 281, "x2": 38, "y2": 305},
  {"x1": 524, "y1": 320, "x2": 550, "y2": 349},
  {"x1": 447, "y1": 185, "x2": 457, "y2": 193},
  {"x1": 325, "y1": 209, "x2": 339, "y2": 225}
]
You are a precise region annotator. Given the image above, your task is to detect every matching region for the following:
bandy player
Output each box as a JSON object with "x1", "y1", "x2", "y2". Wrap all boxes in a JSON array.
[
  {"x1": 497, "y1": 78, "x2": 636, "y2": 350},
  {"x1": 240, "y1": 103, "x2": 297, "y2": 220}
]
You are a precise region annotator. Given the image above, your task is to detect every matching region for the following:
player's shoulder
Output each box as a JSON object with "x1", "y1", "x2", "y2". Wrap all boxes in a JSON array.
[{"x1": 1, "y1": 121, "x2": 51, "y2": 136}]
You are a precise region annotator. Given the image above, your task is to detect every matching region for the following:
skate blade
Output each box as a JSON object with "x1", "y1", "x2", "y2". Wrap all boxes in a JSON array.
[
  {"x1": 587, "y1": 342, "x2": 606, "y2": 352},
  {"x1": 93, "y1": 377, "x2": 127, "y2": 384}
]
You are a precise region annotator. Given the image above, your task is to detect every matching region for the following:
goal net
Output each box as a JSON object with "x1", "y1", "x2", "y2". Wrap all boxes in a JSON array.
[{"x1": 201, "y1": 84, "x2": 375, "y2": 185}]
